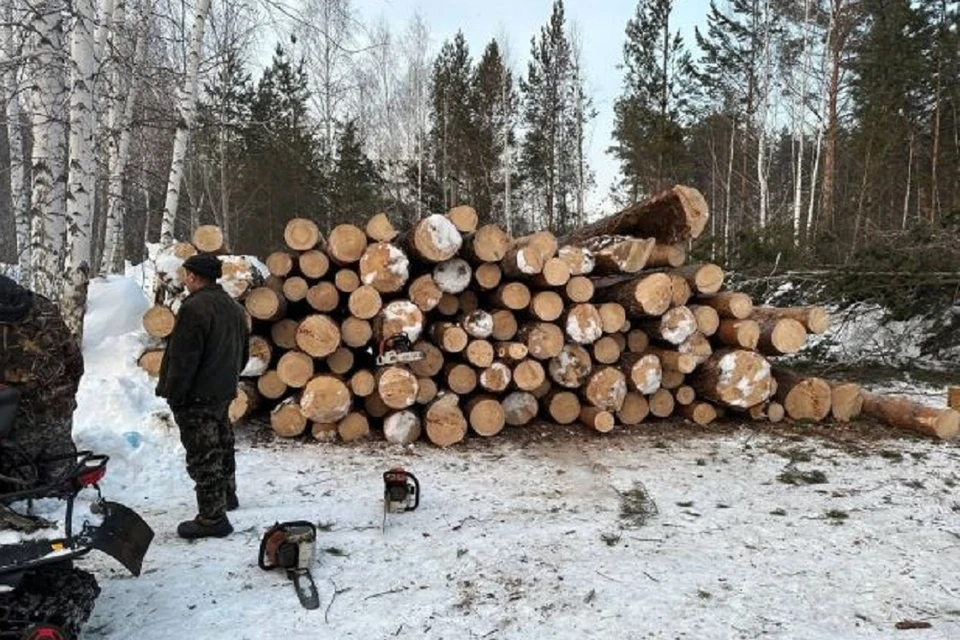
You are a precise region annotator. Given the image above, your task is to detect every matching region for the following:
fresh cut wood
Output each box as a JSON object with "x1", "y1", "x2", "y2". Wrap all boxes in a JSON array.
[{"x1": 861, "y1": 392, "x2": 959, "y2": 440}]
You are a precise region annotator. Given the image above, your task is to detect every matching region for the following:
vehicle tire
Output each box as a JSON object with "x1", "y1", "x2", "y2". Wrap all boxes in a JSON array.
[{"x1": 0, "y1": 565, "x2": 99, "y2": 640}]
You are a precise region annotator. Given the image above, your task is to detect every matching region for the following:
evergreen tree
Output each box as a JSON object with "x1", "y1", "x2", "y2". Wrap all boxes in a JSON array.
[
  {"x1": 430, "y1": 32, "x2": 474, "y2": 209},
  {"x1": 610, "y1": 0, "x2": 694, "y2": 201},
  {"x1": 330, "y1": 119, "x2": 383, "y2": 223}
]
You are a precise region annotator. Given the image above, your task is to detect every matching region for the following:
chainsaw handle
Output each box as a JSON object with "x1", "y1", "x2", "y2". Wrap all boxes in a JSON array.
[
  {"x1": 259, "y1": 521, "x2": 317, "y2": 571},
  {"x1": 405, "y1": 472, "x2": 420, "y2": 512}
]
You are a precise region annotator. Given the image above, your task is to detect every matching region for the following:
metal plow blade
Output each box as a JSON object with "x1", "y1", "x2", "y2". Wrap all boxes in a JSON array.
[{"x1": 82, "y1": 501, "x2": 155, "y2": 576}]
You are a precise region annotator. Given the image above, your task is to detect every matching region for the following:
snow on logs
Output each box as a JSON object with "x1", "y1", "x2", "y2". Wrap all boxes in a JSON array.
[{"x1": 137, "y1": 188, "x2": 949, "y2": 443}]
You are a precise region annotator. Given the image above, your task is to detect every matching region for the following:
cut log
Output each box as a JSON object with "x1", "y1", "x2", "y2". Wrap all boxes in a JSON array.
[
  {"x1": 341, "y1": 317, "x2": 372, "y2": 348},
  {"x1": 696, "y1": 292, "x2": 753, "y2": 319},
  {"x1": 327, "y1": 224, "x2": 368, "y2": 265},
  {"x1": 518, "y1": 322, "x2": 565, "y2": 360},
  {"x1": 491, "y1": 310, "x2": 519, "y2": 341},
  {"x1": 689, "y1": 305, "x2": 720, "y2": 336},
  {"x1": 679, "y1": 332, "x2": 713, "y2": 366},
  {"x1": 647, "y1": 244, "x2": 686, "y2": 268},
  {"x1": 644, "y1": 345, "x2": 696, "y2": 374},
  {"x1": 639, "y1": 305, "x2": 697, "y2": 345},
  {"x1": 531, "y1": 257, "x2": 571, "y2": 287},
  {"x1": 756, "y1": 318, "x2": 807, "y2": 356},
  {"x1": 617, "y1": 392, "x2": 650, "y2": 425},
  {"x1": 565, "y1": 303, "x2": 603, "y2": 345},
  {"x1": 830, "y1": 382, "x2": 863, "y2": 422},
  {"x1": 349, "y1": 369, "x2": 376, "y2": 397},
  {"x1": 266, "y1": 251, "x2": 295, "y2": 277},
  {"x1": 580, "y1": 236, "x2": 655, "y2": 275},
  {"x1": 460, "y1": 290, "x2": 479, "y2": 314},
  {"x1": 271, "y1": 398, "x2": 307, "y2": 438},
  {"x1": 465, "y1": 339, "x2": 495, "y2": 368},
  {"x1": 621, "y1": 352, "x2": 663, "y2": 395},
  {"x1": 377, "y1": 366, "x2": 419, "y2": 410},
  {"x1": 327, "y1": 347, "x2": 354, "y2": 376},
  {"x1": 408, "y1": 274, "x2": 443, "y2": 312},
  {"x1": 462, "y1": 310, "x2": 494, "y2": 339},
  {"x1": 495, "y1": 342, "x2": 529, "y2": 362},
  {"x1": 500, "y1": 245, "x2": 544, "y2": 278},
  {"x1": 463, "y1": 224, "x2": 511, "y2": 263},
  {"x1": 949, "y1": 387, "x2": 960, "y2": 411},
  {"x1": 171, "y1": 241, "x2": 197, "y2": 259},
  {"x1": 334, "y1": 269, "x2": 360, "y2": 293},
  {"x1": 143, "y1": 305, "x2": 176, "y2": 338},
  {"x1": 229, "y1": 382, "x2": 261, "y2": 424},
  {"x1": 277, "y1": 351, "x2": 314, "y2": 388},
  {"x1": 446, "y1": 363, "x2": 478, "y2": 395},
  {"x1": 434, "y1": 258, "x2": 472, "y2": 294},
  {"x1": 366, "y1": 212, "x2": 398, "y2": 242},
  {"x1": 311, "y1": 422, "x2": 338, "y2": 442},
  {"x1": 383, "y1": 410, "x2": 421, "y2": 444},
  {"x1": 668, "y1": 274, "x2": 693, "y2": 307},
  {"x1": 257, "y1": 370, "x2": 287, "y2": 400},
  {"x1": 467, "y1": 396, "x2": 506, "y2": 437},
  {"x1": 431, "y1": 322, "x2": 468, "y2": 353},
  {"x1": 598, "y1": 303, "x2": 627, "y2": 334},
  {"x1": 298, "y1": 250, "x2": 330, "y2": 280},
  {"x1": 246, "y1": 287, "x2": 286, "y2": 321},
  {"x1": 270, "y1": 319, "x2": 299, "y2": 350},
  {"x1": 596, "y1": 273, "x2": 672, "y2": 318},
  {"x1": 675, "y1": 385, "x2": 696, "y2": 406},
  {"x1": 300, "y1": 376, "x2": 352, "y2": 423},
  {"x1": 306, "y1": 282, "x2": 339, "y2": 313},
  {"x1": 447, "y1": 204, "x2": 478, "y2": 233},
  {"x1": 528, "y1": 291, "x2": 565, "y2": 322},
  {"x1": 583, "y1": 366, "x2": 628, "y2": 411},
  {"x1": 284, "y1": 218, "x2": 320, "y2": 251},
  {"x1": 245, "y1": 336, "x2": 272, "y2": 377},
  {"x1": 681, "y1": 402, "x2": 717, "y2": 426},
  {"x1": 558, "y1": 245, "x2": 595, "y2": 275},
  {"x1": 348, "y1": 285, "x2": 382, "y2": 320},
  {"x1": 425, "y1": 395, "x2": 468, "y2": 447},
  {"x1": 359, "y1": 242, "x2": 410, "y2": 294},
  {"x1": 609, "y1": 331, "x2": 627, "y2": 351},
  {"x1": 580, "y1": 407, "x2": 615, "y2": 433},
  {"x1": 516, "y1": 231, "x2": 558, "y2": 261},
  {"x1": 416, "y1": 377, "x2": 438, "y2": 404},
  {"x1": 564, "y1": 276, "x2": 594, "y2": 303},
  {"x1": 592, "y1": 336, "x2": 622, "y2": 365},
  {"x1": 715, "y1": 319, "x2": 761, "y2": 350},
  {"x1": 378, "y1": 300, "x2": 425, "y2": 342},
  {"x1": 436, "y1": 293, "x2": 459, "y2": 316},
  {"x1": 480, "y1": 361, "x2": 513, "y2": 392},
  {"x1": 410, "y1": 341, "x2": 445, "y2": 377},
  {"x1": 264, "y1": 275, "x2": 285, "y2": 295},
  {"x1": 337, "y1": 412, "x2": 370, "y2": 443},
  {"x1": 627, "y1": 329, "x2": 650, "y2": 353},
  {"x1": 295, "y1": 315, "x2": 341, "y2": 358},
  {"x1": 660, "y1": 368, "x2": 684, "y2": 390},
  {"x1": 560, "y1": 185, "x2": 708, "y2": 246},
  {"x1": 364, "y1": 392, "x2": 390, "y2": 419},
  {"x1": 672, "y1": 263, "x2": 724, "y2": 294},
  {"x1": 474, "y1": 262, "x2": 503, "y2": 290},
  {"x1": 513, "y1": 359, "x2": 546, "y2": 391},
  {"x1": 402, "y1": 214, "x2": 462, "y2": 263},
  {"x1": 531, "y1": 379, "x2": 553, "y2": 399},
  {"x1": 138, "y1": 349, "x2": 164, "y2": 376},
  {"x1": 861, "y1": 392, "x2": 960, "y2": 439},
  {"x1": 192, "y1": 225, "x2": 224, "y2": 253},
  {"x1": 282, "y1": 276, "x2": 309, "y2": 302},
  {"x1": 751, "y1": 305, "x2": 830, "y2": 335},
  {"x1": 772, "y1": 368, "x2": 832, "y2": 421},
  {"x1": 690, "y1": 350, "x2": 774, "y2": 409},
  {"x1": 545, "y1": 390, "x2": 581, "y2": 424},
  {"x1": 503, "y1": 391, "x2": 539, "y2": 426},
  {"x1": 648, "y1": 388, "x2": 675, "y2": 418},
  {"x1": 548, "y1": 344, "x2": 593, "y2": 389}
]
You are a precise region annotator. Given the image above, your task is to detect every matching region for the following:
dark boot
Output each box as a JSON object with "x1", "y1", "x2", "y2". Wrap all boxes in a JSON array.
[
  {"x1": 226, "y1": 492, "x2": 239, "y2": 511},
  {"x1": 177, "y1": 515, "x2": 233, "y2": 539}
]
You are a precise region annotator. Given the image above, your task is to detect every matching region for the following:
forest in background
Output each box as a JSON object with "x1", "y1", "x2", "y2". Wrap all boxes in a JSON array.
[{"x1": 1, "y1": 0, "x2": 959, "y2": 334}]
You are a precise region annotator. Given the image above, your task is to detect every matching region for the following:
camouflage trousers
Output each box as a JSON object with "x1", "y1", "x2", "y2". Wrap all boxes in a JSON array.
[{"x1": 173, "y1": 401, "x2": 236, "y2": 522}]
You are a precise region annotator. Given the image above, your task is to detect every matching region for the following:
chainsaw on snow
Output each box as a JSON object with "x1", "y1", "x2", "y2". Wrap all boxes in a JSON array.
[
  {"x1": 258, "y1": 521, "x2": 320, "y2": 610},
  {"x1": 376, "y1": 334, "x2": 424, "y2": 366},
  {"x1": 382, "y1": 467, "x2": 420, "y2": 532}
]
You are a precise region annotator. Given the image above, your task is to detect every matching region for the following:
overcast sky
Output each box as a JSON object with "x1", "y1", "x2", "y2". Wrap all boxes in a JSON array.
[{"x1": 354, "y1": 0, "x2": 711, "y2": 212}]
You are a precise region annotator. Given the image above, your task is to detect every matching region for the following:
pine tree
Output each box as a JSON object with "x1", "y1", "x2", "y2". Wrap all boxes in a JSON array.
[
  {"x1": 610, "y1": 0, "x2": 694, "y2": 202},
  {"x1": 430, "y1": 32, "x2": 474, "y2": 209},
  {"x1": 330, "y1": 119, "x2": 383, "y2": 222}
]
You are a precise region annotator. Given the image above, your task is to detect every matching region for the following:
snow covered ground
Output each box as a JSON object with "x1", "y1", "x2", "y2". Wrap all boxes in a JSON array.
[{"x1": 65, "y1": 275, "x2": 960, "y2": 639}]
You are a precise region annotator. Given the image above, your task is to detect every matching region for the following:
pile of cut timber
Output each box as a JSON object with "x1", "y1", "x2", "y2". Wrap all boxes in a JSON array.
[{"x1": 141, "y1": 186, "x2": 960, "y2": 443}]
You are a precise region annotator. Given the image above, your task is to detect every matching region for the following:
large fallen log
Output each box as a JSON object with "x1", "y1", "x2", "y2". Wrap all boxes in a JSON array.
[{"x1": 861, "y1": 392, "x2": 959, "y2": 440}]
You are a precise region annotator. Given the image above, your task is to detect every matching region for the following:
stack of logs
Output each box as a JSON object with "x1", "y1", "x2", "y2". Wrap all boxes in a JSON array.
[{"x1": 140, "y1": 185, "x2": 960, "y2": 444}]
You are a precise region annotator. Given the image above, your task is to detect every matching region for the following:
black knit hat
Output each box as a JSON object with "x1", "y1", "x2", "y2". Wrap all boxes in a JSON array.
[
  {"x1": 0, "y1": 274, "x2": 32, "y2": 323},
  {"x1": 182, "y1": 254, "x2": 222, "y2": 281}
]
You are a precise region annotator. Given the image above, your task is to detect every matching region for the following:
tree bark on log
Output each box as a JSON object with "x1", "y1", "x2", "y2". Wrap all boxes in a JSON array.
[
  {"x1": 861, "y1": 392, "x2": 959, "y2": 440},
  {"x1": 646, "y1": 244, "x2": 686, "y2": 268},
  {"x1": 715, "y1": 319, "x2": 760, "y2": 350},
  {"x1": 695, "y1": 292, "x2": 753, "y2": 319},
  {"x1": 751, "y1": 305, "x2": 830, "y2": 335}
]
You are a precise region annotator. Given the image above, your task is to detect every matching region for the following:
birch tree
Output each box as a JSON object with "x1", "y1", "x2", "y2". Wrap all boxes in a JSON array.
[
  {"x1": 3, "y1": 3, "x2": 29, "y2": 273},
  {"x1": 160, "y1": 0, "x2": 213, "y2": 245}
]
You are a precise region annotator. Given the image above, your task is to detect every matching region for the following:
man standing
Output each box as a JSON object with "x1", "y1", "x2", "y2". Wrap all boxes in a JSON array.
[{"x1": 156, "y1": 254, "x2": 248, "y2": 539}]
